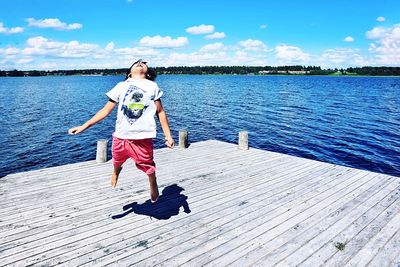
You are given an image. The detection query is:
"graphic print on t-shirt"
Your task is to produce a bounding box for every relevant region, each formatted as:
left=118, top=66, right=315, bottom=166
left=121, top=85, right=149, bottom=125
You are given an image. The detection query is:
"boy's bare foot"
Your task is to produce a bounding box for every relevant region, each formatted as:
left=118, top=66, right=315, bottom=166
left=111, top=166, right=122, bottom=188
left=148, top=172, right=159, bottom=202
left=111, top=172, right=119, bottom=188
left=150, top=182, right=160, bottom=203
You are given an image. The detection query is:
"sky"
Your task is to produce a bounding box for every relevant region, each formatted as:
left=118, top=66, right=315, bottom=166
left=0, top=0, right=399, bottom=70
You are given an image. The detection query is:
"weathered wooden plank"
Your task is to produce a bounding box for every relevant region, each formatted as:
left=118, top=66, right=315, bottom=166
left=356, top=211, right=400, bottom=267
left=0, top=144, right=256, bottom=239
left=1, top=140, right=399, bottom=267
left=159, top=170, right=379, bottom=266
left=3, top=157, right=318, bottom=266
left=301, top=178, right=400, bottom=266
left=0, top=151, right=286, bottom=249
left=272, top=177, right=400, bottom=266
left=3, top=140, right=218, bottom=179
left=393, top=250, right=400, bottom=267
left=0, top=147, right=266, bottom=222
left=1, top=141, right=239, bottom=196
left=0, top=149, right=277, bottom=235
left=67, top=161, right=328, bottom=266
left=81, top=163, right=346, bottom=266
left=3, top=146, right=261, bottom=199
left=3, top=160, right=99, bottom=180
left=61, top=162, right=328, bottom=266
left=345, top=206, right=400, bottom=266
left=1, top=141, right=238, bottom=191
left=0, top=151, right=304, bottom=266
left=250, top=174, right=396, bottom=267
left=2, top=149, right=262, bottom=206
left=2, top=140, right=231, bottom=180
left=0, top=144, right=264, bottom=216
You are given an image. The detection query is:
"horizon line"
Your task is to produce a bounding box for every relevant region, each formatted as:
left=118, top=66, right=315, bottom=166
left=2, top=65, right=399, bottom=72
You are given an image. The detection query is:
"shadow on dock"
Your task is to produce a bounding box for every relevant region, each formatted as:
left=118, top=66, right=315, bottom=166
left=112, top=184, right=191, bottom=220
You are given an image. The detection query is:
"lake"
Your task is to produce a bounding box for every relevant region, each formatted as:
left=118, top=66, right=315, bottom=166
left=0, top=75, right=399, bottom=178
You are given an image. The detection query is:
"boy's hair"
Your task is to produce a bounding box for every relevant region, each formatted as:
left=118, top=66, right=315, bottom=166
left=125, top=59, right=157, bottom=81
left=146, top=68, right=157, bottom=81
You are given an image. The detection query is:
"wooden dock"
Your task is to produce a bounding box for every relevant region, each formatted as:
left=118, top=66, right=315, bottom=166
left=1, top=140, right=400, bottom=266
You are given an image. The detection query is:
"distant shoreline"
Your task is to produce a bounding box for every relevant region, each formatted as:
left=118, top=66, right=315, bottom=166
left=1, top=66, right=400, bottom=77
left=1, top=73, right=400, bottom=78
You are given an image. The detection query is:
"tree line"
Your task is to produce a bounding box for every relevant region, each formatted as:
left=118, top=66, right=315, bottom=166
left=0, top=66, right=399, bottom=77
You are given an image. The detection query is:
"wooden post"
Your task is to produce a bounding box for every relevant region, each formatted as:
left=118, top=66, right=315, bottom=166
left=238, top=131, right=249, bottom=150
left=96, top=139, right=108, bottom=163
left=179, top=129, right=188, bottom=149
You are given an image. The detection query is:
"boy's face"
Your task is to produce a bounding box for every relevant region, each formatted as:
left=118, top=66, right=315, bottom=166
left=131, top=61, right=148, bottom=75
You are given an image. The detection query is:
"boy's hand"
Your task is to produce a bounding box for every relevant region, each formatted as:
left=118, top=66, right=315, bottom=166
left=165, top=137, right=174, bottom=148
left=68, top=125, right=86, bottom=135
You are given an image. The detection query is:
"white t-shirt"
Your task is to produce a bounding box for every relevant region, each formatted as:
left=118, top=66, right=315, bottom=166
left=106, top=78, right=163, bottom=139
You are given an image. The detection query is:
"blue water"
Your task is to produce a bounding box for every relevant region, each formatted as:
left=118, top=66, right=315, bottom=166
left=0, top=75, right=399, bottom=178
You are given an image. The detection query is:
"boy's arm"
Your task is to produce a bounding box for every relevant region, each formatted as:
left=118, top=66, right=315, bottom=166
left=68, top=100, right=117, bottom=135
left=155, top=99, right=174, bottom=148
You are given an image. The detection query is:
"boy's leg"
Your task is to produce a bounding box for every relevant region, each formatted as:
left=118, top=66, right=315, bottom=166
left=111, top=135, right=129, bottom=188
left=148, top=172, right=159, bottom=202
left=111, top=166, right=122, bottom=188
left=126, top=138, right=158, bottom=201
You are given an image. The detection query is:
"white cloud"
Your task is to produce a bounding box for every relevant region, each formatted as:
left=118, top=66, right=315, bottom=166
left=33, top=62, right=61, bottom=69
left=0, top=34, right=168, bottom=70
left=105, top=42, right=115, bottom=51
left=17, top=58, right=33, bottom=64
left=165, top=51, right=228, bottom=66
left=319, top=48, right=368, bottom=67
left=11, top=21, right=400, bottom=69
left=200, top=42, right=224, bottom=52
left=22, top=36, right=98, bottom=58
left=26, top=18, right=82, bottom=30
left=231, top=49, right=268, bottom=66
left=26, top=36, right=47, bottom=47
left=5, top=47, right=20, bottom=55
left=238, top=39, right=268, bottom=51
left=161, top=44, right=268, bottom=66
left=0, top=36, right=270, bottom=69
left=8, top=27, right=24, bottom=34
left=235, top=53, right=268, bottom=66
left=343, top=36, right=354, bottom=42
left=139, top=35, right=188, bottom=48
left=366, top=26, right=388, bottom=39
left=0, top=22, right=24, bottom=34
left=367, top=24, right=400, bottom=65
left=205, top=32, right=226, bottom=39
left=376, top=16, right=386, bottom=22
left=186, top=24, right=215, bottom=35
left=235, top=50, right=247, bottom=57
left=114, top=47, right=160, bottom=56
left=260, top=25, right=267, bottom=29
left=275, top=44, right=310, bottom=64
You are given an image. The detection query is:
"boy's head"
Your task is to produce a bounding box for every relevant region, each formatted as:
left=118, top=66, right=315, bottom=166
left=125, top=59, right=157, bottom=81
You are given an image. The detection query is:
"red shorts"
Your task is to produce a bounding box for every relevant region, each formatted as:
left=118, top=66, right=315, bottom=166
left=111, top=135, right=156, bottom=174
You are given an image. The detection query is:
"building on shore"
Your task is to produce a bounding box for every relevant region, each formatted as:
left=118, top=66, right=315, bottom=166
left=259, top=70, right=309, bottom=75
